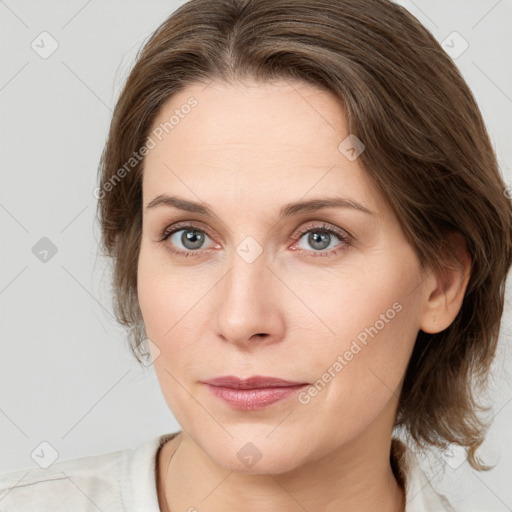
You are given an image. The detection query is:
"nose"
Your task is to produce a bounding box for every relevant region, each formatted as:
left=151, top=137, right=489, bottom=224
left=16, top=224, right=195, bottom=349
left=214, top=247, right=286, bottom=349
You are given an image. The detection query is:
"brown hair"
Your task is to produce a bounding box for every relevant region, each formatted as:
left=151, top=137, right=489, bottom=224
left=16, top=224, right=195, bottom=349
left=96, top=0, right=512, bottom=471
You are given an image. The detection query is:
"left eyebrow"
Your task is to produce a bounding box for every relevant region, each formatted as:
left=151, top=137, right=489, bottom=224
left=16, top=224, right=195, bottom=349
left=145, top=194, right=375, bottom=218
left=279, top=197, right=375, bottom=217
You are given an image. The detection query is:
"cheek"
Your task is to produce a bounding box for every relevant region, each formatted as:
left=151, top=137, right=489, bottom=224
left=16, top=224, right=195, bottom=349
left=137, top=246, right=200, bottom=422
left=137, top=242, right=209, bottom=373
left=301, top=257, right=422, bottom=426
left=137, top=241, right=196, bottom=338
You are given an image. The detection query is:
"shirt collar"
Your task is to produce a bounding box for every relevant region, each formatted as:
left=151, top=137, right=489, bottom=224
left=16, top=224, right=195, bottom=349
left=391, top=437, right=455, bottom=511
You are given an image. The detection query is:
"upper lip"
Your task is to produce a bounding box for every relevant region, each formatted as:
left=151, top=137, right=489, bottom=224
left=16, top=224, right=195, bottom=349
left=202, top=375, right=308, bottom=389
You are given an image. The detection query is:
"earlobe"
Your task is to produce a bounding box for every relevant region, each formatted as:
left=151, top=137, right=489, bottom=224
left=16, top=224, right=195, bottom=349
left=419, top=233, right=472, bottom=334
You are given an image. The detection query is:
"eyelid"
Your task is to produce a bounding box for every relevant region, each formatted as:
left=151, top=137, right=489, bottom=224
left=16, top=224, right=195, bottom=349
left=292, top=221, right=353, bottom=243
left=160, top=220, right=216, bottom=241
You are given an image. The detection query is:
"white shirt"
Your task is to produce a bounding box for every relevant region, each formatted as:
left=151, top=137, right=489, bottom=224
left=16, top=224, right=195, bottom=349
left=0, top=432, right=455, bottom=511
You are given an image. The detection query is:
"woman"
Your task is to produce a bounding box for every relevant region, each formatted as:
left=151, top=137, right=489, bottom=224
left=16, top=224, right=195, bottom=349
left=1, top=0, right=511, bottom=510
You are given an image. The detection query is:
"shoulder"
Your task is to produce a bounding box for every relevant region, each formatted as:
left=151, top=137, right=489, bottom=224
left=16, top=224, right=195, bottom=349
left=0, top=446, right=126, bottom=512
left=0, top=433, right=177, bottom=512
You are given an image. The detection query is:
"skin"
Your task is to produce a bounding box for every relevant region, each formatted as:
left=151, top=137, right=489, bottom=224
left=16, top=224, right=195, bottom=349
left=137, top=78, right=471, bottom=512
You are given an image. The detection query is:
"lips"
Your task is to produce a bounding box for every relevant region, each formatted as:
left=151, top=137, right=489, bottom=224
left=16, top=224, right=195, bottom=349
left=202, top=375, right=308, bottom=389
left=202, top=375, right=309, bottom=410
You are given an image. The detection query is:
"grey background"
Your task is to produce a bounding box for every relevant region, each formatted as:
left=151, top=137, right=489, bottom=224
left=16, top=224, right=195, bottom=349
left=1, top=1, right=511, bottom=510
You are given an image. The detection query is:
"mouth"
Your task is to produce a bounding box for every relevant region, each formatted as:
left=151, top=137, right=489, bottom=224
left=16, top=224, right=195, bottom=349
left=201, top=375, right=309, bottom=410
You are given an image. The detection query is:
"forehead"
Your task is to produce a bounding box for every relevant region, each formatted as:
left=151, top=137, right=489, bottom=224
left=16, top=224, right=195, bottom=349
left=141, top=79, right=387, bottom=218
left=146, top=79, right=346, bottom=158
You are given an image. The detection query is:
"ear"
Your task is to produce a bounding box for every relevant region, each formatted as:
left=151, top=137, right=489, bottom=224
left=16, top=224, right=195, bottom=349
left=419, top=232, right=472, bottom=334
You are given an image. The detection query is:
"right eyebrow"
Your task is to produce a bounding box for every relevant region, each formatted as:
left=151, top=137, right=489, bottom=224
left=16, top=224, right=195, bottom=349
left=146, top=194, right=215, bottom=217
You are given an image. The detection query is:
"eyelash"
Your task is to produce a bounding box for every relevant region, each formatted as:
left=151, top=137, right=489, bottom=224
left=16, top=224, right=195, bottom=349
left=158, top=221, right=352, bottom=259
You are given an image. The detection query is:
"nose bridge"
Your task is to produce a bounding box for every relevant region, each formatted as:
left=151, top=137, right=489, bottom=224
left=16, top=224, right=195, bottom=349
left=214, top=240, right=282, bottom=344
left=222, top=244, right=271, bottom=318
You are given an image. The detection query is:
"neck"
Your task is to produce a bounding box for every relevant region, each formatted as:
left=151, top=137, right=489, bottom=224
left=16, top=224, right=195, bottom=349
left=157, top=429, right=405, bottom=512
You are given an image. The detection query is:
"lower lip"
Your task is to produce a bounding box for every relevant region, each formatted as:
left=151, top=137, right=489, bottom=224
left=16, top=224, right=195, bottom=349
left=204, top=383, right=308, bottom=410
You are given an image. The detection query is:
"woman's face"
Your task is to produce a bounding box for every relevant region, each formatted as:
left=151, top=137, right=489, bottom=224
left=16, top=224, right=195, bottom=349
left=138, top=78, right=431, bottom=473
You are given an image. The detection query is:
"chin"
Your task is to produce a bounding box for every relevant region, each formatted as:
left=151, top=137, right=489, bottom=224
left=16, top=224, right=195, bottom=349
left=194, top=428, right=313, bottom=475
left=216, top=448, right=305, bottom=475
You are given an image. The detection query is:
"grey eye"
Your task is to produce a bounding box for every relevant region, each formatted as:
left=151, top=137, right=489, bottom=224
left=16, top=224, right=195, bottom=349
left=171, top=228, right=209, bottom=250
